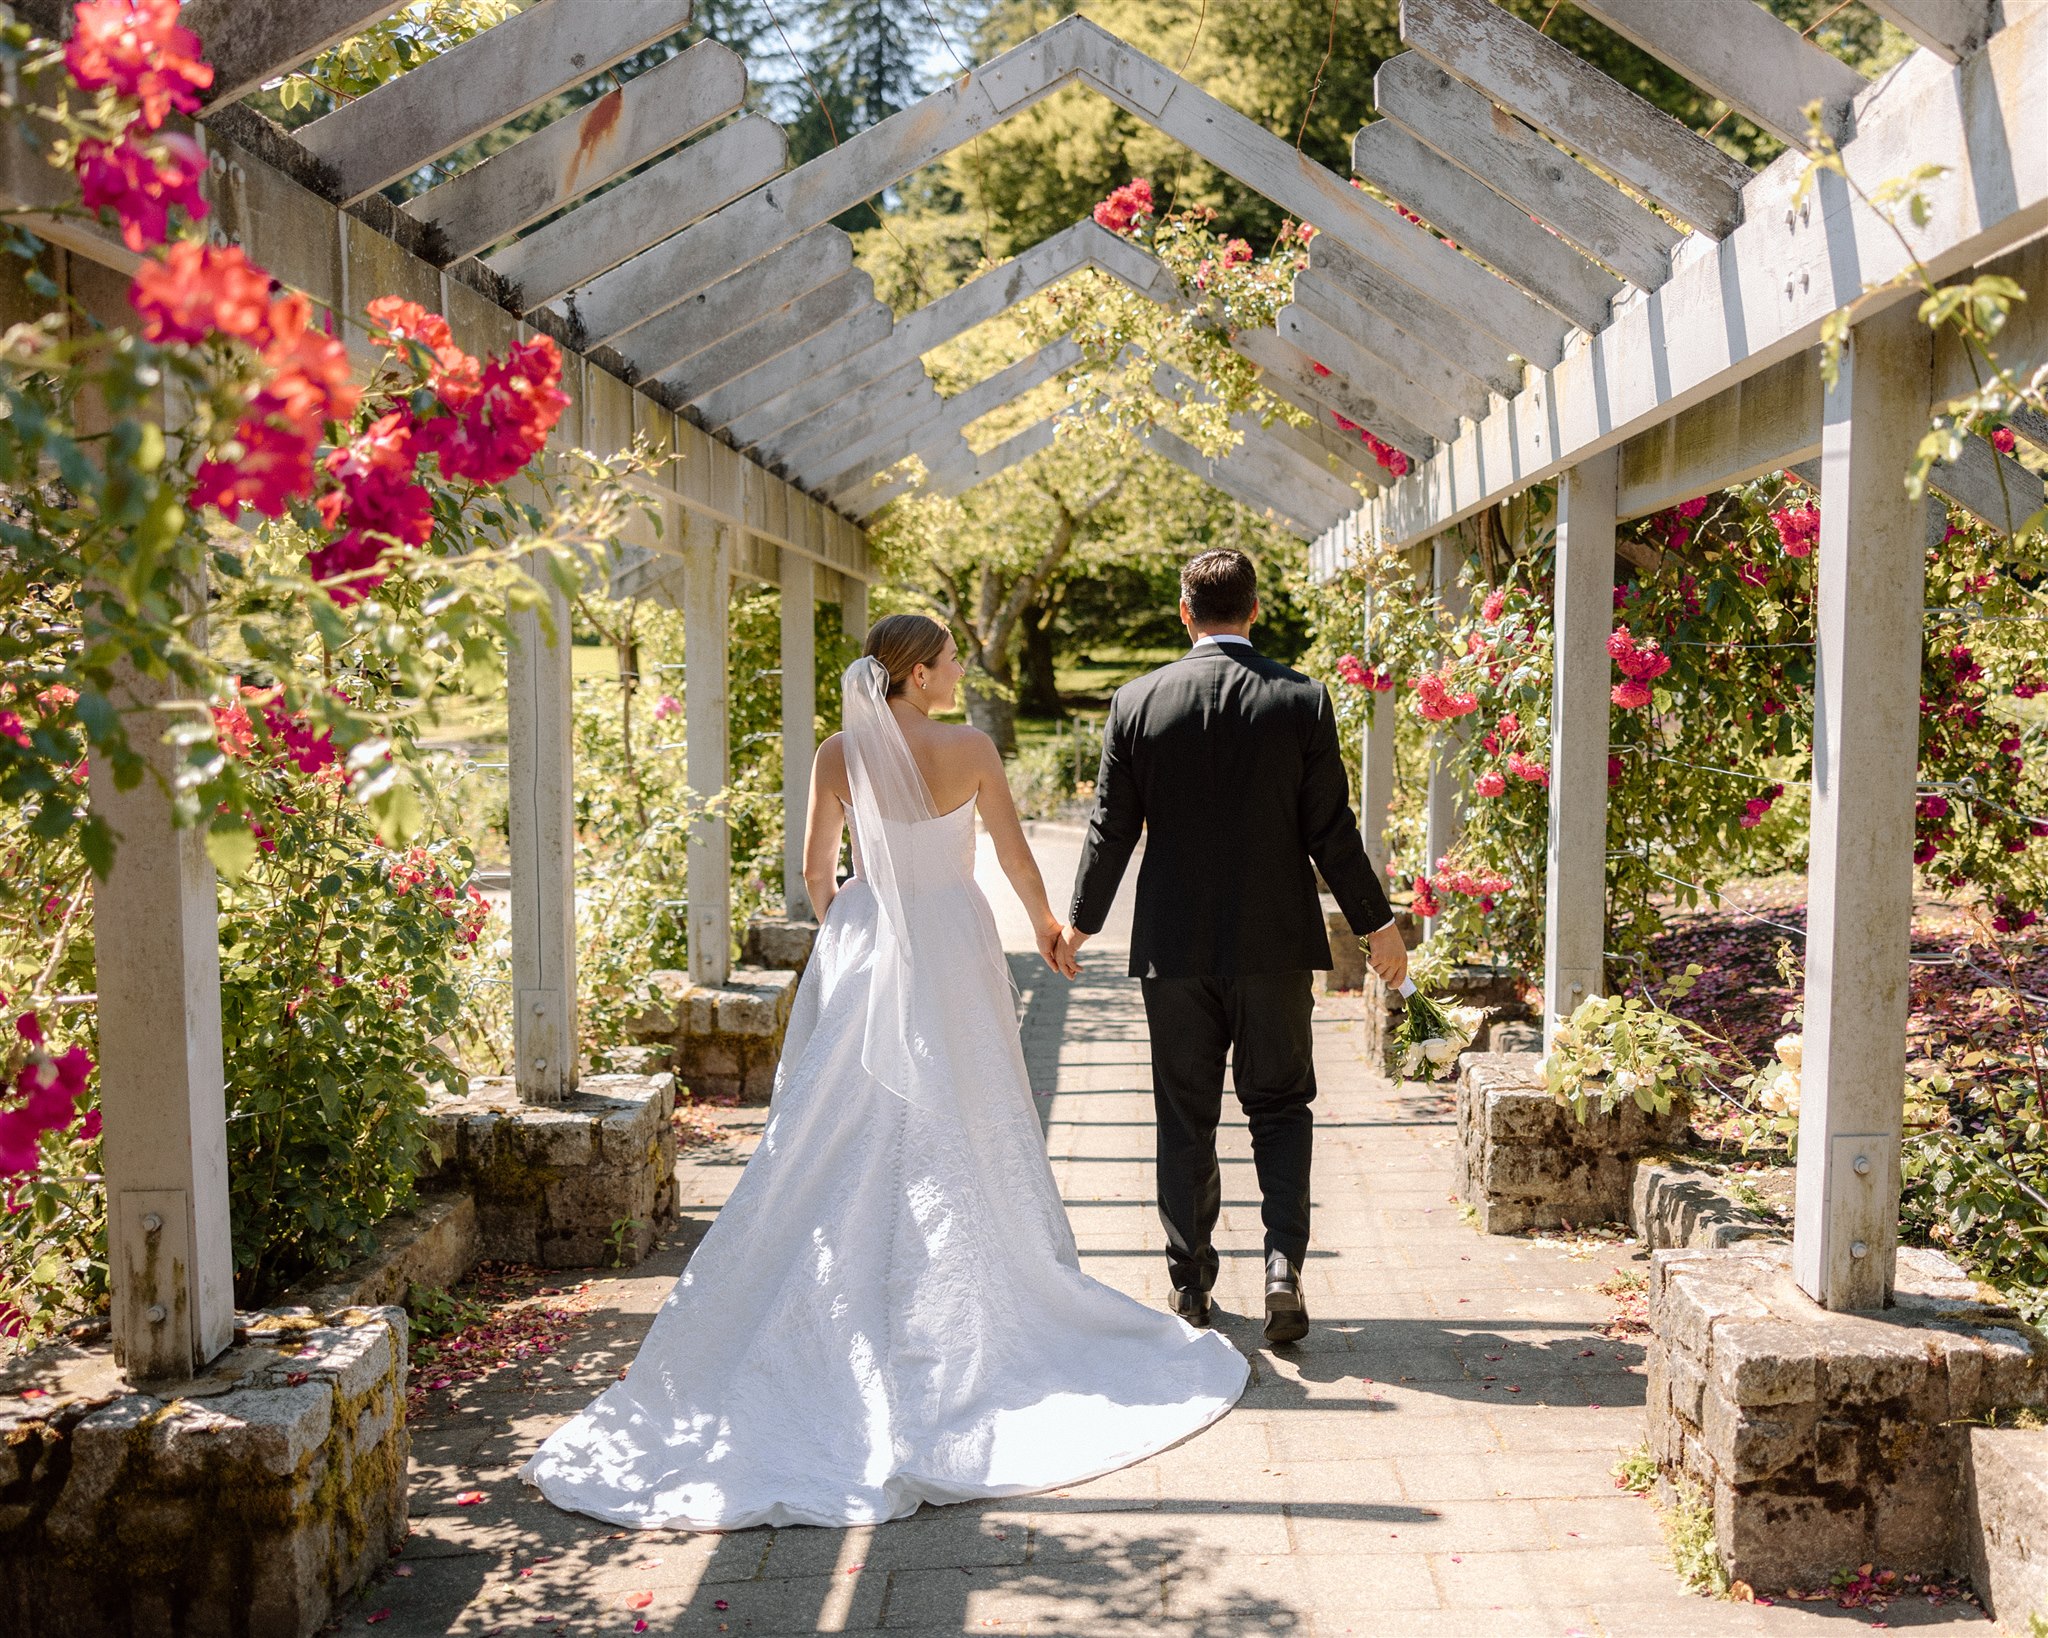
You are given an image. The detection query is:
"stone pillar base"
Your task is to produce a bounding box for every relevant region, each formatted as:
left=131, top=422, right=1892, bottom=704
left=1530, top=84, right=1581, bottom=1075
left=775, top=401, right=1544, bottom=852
left=1648, top=1244, right=2048, bottom=1591
left=1965, top=1426, right=2048, bottom=1627
left=1455, top=1051, right=1685, bottom=1233
left=0, top=1306, right=407, bottom=1638
left=426, top=1072, right=676, bottom=1266
left=627, top=967, right=797, bottom=1104
left=742, top=916, right=818, bottom=977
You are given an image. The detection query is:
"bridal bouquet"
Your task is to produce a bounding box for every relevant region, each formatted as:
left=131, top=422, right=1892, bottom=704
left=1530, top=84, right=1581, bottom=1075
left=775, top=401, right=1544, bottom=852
left=1386, top=977, right=1472, bottom=1082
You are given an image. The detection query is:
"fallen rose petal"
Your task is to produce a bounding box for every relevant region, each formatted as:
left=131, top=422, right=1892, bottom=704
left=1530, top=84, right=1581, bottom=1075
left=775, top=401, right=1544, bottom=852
left=392, top=1565, right=413, bottom=1578
left=714, top=1599, right=729, bottom=1611
left=627, top=1592, right=653, bottom=1609
left=454, top=1491, right=486, bottom=1506
left=367, top=1614, right=391, bottom=1626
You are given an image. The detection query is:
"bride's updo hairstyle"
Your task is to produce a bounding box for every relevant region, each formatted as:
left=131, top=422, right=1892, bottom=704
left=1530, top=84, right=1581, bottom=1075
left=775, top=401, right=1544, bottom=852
left=863, top=613, right=949, bottom=699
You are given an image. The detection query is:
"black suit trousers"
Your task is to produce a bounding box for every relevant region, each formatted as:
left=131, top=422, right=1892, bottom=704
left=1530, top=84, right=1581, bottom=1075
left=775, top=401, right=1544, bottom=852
left=1139, top=970, right=1316, bottom=1293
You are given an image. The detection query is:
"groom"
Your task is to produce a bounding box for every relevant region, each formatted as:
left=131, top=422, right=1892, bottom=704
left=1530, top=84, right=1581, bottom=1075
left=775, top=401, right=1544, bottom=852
left=1058, top=549, right=1408, bottom=1344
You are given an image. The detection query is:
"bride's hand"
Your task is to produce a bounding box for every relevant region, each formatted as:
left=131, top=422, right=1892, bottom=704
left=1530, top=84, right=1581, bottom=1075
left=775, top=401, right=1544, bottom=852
left=1035, top=918, right=1071, bottom=978
left=1055, top=924, right=1088, bottom=979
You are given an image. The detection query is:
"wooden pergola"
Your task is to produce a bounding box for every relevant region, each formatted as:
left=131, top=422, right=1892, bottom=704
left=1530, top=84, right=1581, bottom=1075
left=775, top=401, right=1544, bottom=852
left=6, top=0, right=2046, bottom=1388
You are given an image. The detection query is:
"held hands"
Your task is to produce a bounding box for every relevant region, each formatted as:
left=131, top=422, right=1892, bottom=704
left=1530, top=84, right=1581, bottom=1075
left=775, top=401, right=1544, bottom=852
left=1034, top=920, right=1087, bottom=979
left=1366, top=923, right=1409, bottom=989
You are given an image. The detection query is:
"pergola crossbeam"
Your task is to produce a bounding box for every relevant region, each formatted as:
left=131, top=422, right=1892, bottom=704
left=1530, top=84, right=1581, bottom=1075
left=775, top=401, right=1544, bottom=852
left=1570, top=0, right=1868, bottom=148
left=1372, top=54, right=1681, bottom=292
left=1403, top=0, right=1751, bottom=237
left=487, top=115, right=788, bottom=312
left=755, top=361, right=933, bottom=470
left=1234, top=328, right=1437, bottom=464
left=1860, top=0, right=1998, bottom=63
left=652, top=268, right=875, bottom=405
left=292, top=0, right=694, bottom=205
left=1141, top=428, right=1328, bottom=538
left=1351, top=121, right=1623, bottom=332
left=185, top=0, right=406, bottom=106
left=402, top=40, right=746, bottom=261
left=615, top=226, right=854, bottom=380
left=1305, top=236, right=1526, bottom=398
left=691, top=302, right=899, bottom=434
left=929, top=418, right=1064, bottom=498
left=1274, top=305, right=1463, bottom=443
left=1290, top=270, right=1492, bottom=423
left=1149, top=364, right=1368, bottom=518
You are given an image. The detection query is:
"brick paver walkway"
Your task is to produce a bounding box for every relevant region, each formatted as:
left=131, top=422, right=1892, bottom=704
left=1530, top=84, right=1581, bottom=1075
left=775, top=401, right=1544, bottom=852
left=357, top=827, right=1985, bottom=1635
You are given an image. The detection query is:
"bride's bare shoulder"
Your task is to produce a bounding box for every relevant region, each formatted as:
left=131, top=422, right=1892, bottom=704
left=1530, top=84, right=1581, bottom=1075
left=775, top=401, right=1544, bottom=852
left=813, top=733, right=850, bottom=792
left=936, top=721, right=1002, bottom=765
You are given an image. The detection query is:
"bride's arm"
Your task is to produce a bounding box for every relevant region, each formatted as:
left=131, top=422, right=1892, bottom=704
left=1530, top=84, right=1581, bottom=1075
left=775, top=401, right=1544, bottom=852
left=972, top=735, right=1071, bottom=976
left=800, top=736, right=849, bottom=921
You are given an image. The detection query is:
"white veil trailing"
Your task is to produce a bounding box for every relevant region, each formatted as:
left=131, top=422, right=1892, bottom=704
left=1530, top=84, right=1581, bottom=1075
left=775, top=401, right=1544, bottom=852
left=840, top=655, right=946, bottom=1110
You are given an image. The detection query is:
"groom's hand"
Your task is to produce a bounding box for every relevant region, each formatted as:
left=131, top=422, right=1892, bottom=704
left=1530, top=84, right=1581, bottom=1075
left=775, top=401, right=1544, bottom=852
left=1056, top=923, right=1090, bottom=979
left=1366, top=923, right=1409, bottom=988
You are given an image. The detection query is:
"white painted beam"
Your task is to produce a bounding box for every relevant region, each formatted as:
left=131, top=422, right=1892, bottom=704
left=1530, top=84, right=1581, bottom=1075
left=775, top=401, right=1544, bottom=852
left=692, top=301, right=898, bottom=435
left=1360, top=551, right=1400, bottom=881
left=654, top=268, right=874, bottom=404
left=1352, top=121, right=1622, bottom=332
left=1235, top=327, right=1438, bottom=463
left=807, top=382, right=952, bottom=495
left=684, top=522, right=733, bottom=986
left=1360, top=4, right=2048, bottom=553
left=1153, top=363, right=1375, bottom=503
left=1794, top=303, right=1930, bottom=1312
left=1929, top=433, right=2048, bottom=535
left=89, top=633, right=237, bottom=1380
left=931, top=417, right=1064, bottom=497
left=1291, top=270, right=1492, bottom=423
left=488, top=115, right=788, bottom=312
left=1571, top=0, right=1867, bottom=148
left=402, top=40, right=745, bottom=261
left=1306, top=235, right=1526, bottom=397
left=185, top=0, right=405, bottom=106
left=613, top=226, right=853, bottom=375
left=507, top=553, right=579, bottom=1105
left=1403, top=0, right=1752, bottom=237
left=1141, top=427, right=1331, bottom=538
left=756, top=361, right=933, bottom=469
left=1374, top=53, right=1681, bottom=292
left=293, top=0, right=694, bottom=205
left=1860, top=0, right=1998, bottom=63
left=1543, top=452, right=1617, bottom=1050
left=1275, top=303, right=1465, bottom=442
left=780, top=549, right=816, bottom=917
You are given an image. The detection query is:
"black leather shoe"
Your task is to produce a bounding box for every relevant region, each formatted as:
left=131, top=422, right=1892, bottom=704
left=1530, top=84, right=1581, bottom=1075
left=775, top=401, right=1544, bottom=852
left=1170, top=1288, right=1213, bottom=1328
left=1263, top=1251, right=1308, bottom=1345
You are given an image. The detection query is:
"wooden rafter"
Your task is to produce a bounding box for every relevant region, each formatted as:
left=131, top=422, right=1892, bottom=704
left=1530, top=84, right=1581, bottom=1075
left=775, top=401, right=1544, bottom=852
left=613, top=225, right=854, bottom=380
left=184, top=0, right=406, bottom=106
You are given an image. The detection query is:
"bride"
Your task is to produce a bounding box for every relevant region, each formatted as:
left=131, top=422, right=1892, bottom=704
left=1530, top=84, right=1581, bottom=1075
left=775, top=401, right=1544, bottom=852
left=521, top=613, right=1247, bottom=1530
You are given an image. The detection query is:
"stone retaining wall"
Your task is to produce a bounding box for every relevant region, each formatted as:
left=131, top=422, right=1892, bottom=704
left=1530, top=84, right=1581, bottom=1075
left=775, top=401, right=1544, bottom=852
left=1453, top=1051, right=1686, bottom=1233
left=282, top=1189, right=480, bottom=1312
left=1647, top=1244, right=2048, bottom=1589
left=627, top=967, right=797, bottom=1103
left=0, top=1307, right=408, bottom=1637
left=426, top=1072, right=676, bottom=1266
left=1965, top=1425, right=2048, bottom=1630
left=1632, top=1157, right=1791, bottom=1252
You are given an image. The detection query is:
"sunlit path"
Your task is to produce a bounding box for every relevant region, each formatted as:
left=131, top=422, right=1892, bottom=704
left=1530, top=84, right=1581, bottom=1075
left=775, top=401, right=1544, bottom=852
left=347, top=828, right=1986, bottom=1635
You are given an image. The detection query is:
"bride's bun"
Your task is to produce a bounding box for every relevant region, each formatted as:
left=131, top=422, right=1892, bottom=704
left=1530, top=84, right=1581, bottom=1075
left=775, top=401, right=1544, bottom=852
left=863, top=613, right=949, bottom=699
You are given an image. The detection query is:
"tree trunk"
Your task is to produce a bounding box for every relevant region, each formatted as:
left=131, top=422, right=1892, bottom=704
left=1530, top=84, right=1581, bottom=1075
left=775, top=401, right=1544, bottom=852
left=963, top=671, right=1017, bottom=754
left=1017, top=602, right=1063, bottom=718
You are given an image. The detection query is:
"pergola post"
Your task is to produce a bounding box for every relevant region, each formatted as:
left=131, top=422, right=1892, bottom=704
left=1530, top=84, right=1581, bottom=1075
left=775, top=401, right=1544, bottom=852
left=685, top=522, right=734, bottom=986
left=1793, top=303, right=1932, bottom=1312
left=1424, top=533, right=1470, bottom=934
left=1544, top=452, right=1619, bottom=1049
left=506, top=553, right=578, bottom=1104
left=1361, top=571, right=1398, bottom=882
left=842, top=572, right=869, bottom=643
left=780, top=549, right=816, bottom=918
left=89, top=641, right=237, bottom=1381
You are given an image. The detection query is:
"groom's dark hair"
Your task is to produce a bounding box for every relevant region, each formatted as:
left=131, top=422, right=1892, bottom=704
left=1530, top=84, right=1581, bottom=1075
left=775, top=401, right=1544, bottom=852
left=1181, top=549, right=1257, bottom=627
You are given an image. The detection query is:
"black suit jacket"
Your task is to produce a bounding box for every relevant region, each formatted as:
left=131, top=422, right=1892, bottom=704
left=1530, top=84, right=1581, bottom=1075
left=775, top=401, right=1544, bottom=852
left=1070, top=642, right=1394, bottom=979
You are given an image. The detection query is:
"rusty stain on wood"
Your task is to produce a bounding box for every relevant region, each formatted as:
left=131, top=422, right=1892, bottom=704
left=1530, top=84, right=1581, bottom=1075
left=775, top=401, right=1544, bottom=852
left=565, top=87, right=626, bottom=197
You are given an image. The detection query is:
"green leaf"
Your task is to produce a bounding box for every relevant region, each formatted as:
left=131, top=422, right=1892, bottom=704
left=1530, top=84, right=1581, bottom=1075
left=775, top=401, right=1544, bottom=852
left=205, top=819, right=261, bottom=883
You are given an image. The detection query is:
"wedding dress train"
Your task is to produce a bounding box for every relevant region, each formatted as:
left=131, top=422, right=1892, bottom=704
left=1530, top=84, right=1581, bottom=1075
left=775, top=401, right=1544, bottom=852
left=520, top=661, right=1247, bottom=1531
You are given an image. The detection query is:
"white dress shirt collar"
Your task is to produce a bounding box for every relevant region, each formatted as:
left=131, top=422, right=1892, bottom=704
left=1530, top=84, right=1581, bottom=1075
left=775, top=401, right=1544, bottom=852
left=1190, top=633, right=1254, bottom=650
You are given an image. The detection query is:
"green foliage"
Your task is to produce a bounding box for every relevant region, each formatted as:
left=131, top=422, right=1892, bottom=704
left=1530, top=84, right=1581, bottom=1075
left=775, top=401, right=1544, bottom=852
left=1664, top=1478, right=1731, bottom=1597
left=407, top=1280, right=488, bottom=1345
left=265, top=2, right=518, bottom=121
left=215, top=758, right=484, bottom=1304
left=1545, top=979, right=1723, bottom=1124
left=1008, top=717, right=1103, bottom=819
left=1612, top=1443, right=1657, bottom=1496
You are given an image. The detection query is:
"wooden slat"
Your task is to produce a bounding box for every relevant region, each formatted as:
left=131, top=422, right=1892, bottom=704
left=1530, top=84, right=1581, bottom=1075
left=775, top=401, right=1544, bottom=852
left=1373, top=53, right=1680, bottom=292
left=1260, top=312, right=1461, bottom=444
left=1292, top=269, right=1493, bottom=423
left=490, top=115, right=787, bottom=312
left=1141, top=428, right=1327, bottom=538
left=654, top=269, right=874, bottom=404
left=1403, top=0, right=1751, bottom=237
left=613, top=226, right=853, bottom=374
left=930, top=417, right=1062, bottom=497
left=185, top=0, right=405, bottom=106
left=1306, top=236, right=1525, bottom=396
left=1353, top=1, right=2048, bottom=554
left=1352, top=121, right=1621, bottom=332
left=1571, top=0, right=1866, bottom=148
left=755, top=361, right=933, bottom=468
left=1928, top=434, right=2048, bottom=534
left=570, top=15, right=1570, bottom=370
left=294, top=0, right=694, bottom=204
left=692, top=302, right=898, bottom=434
left=402, top=40, right=745, bottom=260
left=1859, top=0, right=1997, bottom=63
left=804, top=339, right=1084, bottom=486
left=1244, top=339, right=1434, bottom=475
left=813, top=389, right=956, bottom=497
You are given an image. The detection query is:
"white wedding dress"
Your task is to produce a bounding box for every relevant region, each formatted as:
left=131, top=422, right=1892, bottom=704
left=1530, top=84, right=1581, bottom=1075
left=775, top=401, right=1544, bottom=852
left=520, top=658, right=1246, bottom=1531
